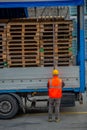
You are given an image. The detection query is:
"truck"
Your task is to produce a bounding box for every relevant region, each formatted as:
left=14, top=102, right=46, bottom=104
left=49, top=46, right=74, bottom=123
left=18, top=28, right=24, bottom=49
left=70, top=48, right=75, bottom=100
left=0, top=0, right=85, bottom=119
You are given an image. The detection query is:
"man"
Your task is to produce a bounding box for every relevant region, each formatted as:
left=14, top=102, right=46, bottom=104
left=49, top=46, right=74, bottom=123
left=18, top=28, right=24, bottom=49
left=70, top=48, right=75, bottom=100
left=47, top=69, right=65, bottom=122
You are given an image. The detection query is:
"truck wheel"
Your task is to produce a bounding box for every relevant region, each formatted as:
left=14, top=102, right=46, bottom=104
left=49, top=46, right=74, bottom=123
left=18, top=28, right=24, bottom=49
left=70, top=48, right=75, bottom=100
left=0, top=94, right=19, bottom=119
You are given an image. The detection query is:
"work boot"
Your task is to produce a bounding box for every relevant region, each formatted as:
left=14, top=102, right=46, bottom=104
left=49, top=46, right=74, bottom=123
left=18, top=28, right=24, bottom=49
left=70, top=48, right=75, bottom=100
left=55, top=118, right=60, bottom=122
left=48, top=118, right=53, bottom=122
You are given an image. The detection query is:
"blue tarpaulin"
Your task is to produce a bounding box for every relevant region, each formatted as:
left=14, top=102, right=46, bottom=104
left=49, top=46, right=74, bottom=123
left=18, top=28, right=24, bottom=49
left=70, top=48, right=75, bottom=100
left=0, top=0, right=84, bottom=8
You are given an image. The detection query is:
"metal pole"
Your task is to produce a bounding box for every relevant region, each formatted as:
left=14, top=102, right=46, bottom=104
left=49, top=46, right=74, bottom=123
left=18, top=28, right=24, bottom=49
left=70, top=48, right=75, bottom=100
left=34, top=7, right=37, bottom=17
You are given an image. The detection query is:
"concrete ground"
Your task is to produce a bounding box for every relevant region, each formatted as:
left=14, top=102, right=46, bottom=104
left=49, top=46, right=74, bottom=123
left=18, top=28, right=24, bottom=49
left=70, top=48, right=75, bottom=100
left=0, top=92, right=87, bottom=130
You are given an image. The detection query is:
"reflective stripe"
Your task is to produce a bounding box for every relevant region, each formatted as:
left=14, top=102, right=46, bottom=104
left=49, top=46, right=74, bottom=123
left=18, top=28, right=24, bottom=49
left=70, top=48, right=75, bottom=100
left=50, top=86, right=61, bottom=88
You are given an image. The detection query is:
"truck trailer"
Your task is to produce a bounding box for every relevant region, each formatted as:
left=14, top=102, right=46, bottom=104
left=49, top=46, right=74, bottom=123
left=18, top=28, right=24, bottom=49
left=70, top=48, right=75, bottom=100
left=0, top=0, right=85, bottom=119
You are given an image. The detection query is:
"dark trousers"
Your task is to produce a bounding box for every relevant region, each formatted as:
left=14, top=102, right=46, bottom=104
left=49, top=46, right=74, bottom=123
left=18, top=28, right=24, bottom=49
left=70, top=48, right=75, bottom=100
left=48, top=98, right=61, bottom=119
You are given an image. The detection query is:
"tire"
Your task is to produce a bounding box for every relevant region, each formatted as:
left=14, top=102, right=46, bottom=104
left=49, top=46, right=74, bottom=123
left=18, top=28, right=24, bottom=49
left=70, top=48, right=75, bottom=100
left=0, top=94, right=19, bottom=119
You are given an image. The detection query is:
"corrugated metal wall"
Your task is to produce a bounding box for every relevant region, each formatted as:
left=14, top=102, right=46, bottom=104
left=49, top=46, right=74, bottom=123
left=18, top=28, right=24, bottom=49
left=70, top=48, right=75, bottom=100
left=69, top=6, right=77, bottom=16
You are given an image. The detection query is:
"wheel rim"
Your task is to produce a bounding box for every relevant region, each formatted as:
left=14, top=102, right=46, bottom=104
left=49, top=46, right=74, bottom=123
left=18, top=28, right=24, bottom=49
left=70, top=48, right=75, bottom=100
left=0, top=101, right=12, bottom=113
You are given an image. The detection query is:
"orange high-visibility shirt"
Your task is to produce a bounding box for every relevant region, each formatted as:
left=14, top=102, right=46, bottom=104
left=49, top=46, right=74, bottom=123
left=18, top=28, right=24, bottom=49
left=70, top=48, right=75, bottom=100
left=48, top=76, right=62, bottom=98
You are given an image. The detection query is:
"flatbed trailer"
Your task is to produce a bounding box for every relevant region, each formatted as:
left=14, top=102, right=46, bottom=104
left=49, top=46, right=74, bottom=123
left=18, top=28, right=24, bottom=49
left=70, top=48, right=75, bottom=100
left=0, top=0, right=85, bottom=119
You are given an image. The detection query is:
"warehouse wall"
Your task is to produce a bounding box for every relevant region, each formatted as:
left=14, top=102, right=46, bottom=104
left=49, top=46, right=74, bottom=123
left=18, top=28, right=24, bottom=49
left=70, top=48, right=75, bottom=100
left=28, top=7, right=69, bottom=19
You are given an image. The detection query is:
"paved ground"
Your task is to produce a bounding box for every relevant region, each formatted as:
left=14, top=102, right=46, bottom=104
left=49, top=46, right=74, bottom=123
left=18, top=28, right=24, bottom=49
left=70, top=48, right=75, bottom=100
left=0, top=113, right=87, bottom=130
left=0, top=92, right=87, bottom=130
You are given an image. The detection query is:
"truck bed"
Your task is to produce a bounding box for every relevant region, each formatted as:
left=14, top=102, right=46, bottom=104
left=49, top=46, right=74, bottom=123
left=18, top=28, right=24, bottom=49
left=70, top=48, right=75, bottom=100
left=0, top=66, right=80, bottom=92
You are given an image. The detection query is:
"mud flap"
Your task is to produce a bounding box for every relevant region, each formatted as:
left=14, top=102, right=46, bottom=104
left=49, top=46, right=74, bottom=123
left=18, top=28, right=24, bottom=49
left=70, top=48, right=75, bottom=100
left=61, top=93, right=75, bottom=107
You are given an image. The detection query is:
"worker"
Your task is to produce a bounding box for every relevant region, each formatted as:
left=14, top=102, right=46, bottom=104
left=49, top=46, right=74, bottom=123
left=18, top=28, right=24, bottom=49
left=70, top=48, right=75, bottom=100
left=47, top=69, right=65, bottom=122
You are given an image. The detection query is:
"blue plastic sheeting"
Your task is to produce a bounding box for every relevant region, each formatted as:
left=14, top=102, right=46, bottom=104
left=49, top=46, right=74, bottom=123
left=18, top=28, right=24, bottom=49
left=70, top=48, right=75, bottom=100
left=0, top=0, right=84, bottom=8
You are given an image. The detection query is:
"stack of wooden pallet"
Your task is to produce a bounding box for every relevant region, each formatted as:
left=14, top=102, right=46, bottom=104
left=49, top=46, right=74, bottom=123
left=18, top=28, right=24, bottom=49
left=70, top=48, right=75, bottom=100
left=7, top=19, right=40, bottom=67
left=0, top=22, right=7, bottom=68
left=39, top=22, right=54, bottom=66
left=54, top=20, right=73, bottom=66
left=0, top=17, right=73, bottom=67
left=39, top=17, right=73, bottom=67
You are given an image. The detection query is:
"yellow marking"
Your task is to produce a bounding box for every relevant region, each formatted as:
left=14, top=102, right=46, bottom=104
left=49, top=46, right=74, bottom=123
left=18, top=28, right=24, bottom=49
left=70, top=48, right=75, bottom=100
left=22, top=111, right=87, bottom=117
left=61, top=112, right=87, bottom=115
